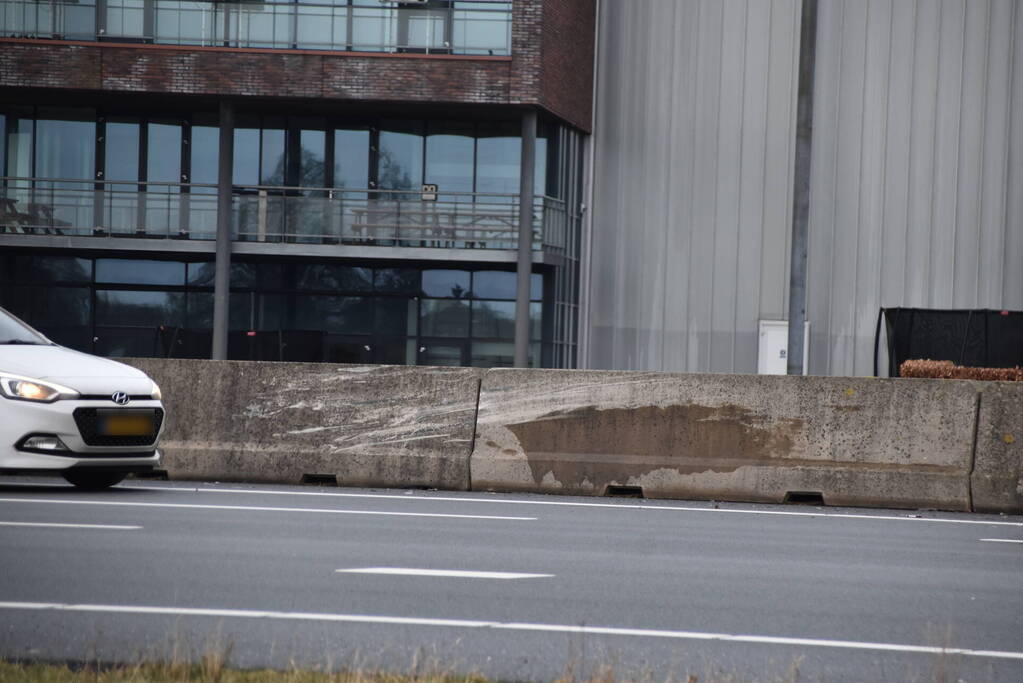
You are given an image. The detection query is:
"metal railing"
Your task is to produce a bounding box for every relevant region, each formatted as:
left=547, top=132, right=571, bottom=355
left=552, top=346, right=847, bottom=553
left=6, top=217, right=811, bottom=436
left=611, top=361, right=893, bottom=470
left=0, top=0, right=512, bottom=55
left=0, top=177, right=567, bottom=251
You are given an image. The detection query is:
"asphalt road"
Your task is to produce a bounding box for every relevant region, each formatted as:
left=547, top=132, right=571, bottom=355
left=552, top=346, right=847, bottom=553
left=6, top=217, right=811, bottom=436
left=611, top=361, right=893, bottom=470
left=0, top=477, right=1021, bottom=682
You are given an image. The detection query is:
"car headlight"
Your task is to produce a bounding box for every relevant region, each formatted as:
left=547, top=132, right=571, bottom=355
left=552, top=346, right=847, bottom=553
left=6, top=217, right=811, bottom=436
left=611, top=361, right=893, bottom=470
left=150, top=381, right=162, bottom=401
left=0, top=374, right=80, bottom=403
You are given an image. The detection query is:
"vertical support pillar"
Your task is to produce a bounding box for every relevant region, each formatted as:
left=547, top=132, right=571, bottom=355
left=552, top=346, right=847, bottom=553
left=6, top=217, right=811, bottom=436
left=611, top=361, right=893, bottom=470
left=515, top=109, right=538, bottom=368
left=786, top=0, right=818, bottom=375
left=212, top=99, right=235, bottom=360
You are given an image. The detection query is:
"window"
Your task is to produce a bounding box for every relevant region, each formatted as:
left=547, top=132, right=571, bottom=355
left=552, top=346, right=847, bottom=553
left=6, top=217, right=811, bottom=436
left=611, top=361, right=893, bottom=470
left=426, top=122, right=474, bottom=196
left=378, top=121, right=424, bottom=193
left=2, top=254, right=551, bottom=367
left=472, top=271, right=543, bottom=300
left=96, top=258, right=185, bottom=286
left=421, top=269, right=470, bottom=298
left=396, top=0, right=453, bottom=53
left=420, top=299, right=470, bottom=337
left=334, top=128, right=370, bottom=191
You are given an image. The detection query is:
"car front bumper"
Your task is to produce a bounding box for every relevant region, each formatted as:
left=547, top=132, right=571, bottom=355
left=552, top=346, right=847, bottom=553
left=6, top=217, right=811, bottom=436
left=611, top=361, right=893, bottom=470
left=0, top=397, right=164, bottom=472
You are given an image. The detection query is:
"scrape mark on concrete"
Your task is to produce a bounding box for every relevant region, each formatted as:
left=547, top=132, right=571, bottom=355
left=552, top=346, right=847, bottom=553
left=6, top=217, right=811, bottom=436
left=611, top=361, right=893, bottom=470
left=506, top=404, right=804, bottom=488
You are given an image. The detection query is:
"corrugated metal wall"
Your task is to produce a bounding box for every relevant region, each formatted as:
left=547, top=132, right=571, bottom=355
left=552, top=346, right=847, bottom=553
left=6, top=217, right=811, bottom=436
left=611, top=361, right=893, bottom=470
left=808, top=0, right=1023, bottom=376
left=585, top=0, right=1023, bottom=376
left=586, top=0, right=801, bottom=372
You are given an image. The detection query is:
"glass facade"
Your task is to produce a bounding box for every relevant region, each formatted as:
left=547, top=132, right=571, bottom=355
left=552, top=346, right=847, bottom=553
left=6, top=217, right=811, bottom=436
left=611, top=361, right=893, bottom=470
left=1, top=251, right=546, bottom=367
left=1, top=106, right=565, bottom=249
left=0, top=0, right=512, bottom=55
left=3, top=108, right=555, bottom=198
left=0, top=107, right=582, bottom=367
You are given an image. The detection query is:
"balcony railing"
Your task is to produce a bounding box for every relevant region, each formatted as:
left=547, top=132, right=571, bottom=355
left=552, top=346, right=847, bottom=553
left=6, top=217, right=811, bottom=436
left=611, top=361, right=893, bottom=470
left=0, top=0, right=512, bottom=55
left=0, top=178, right=568, bottom=251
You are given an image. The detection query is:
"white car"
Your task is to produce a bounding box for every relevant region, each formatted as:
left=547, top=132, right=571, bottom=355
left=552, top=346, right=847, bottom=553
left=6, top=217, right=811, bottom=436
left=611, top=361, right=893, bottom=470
left=0, top=306, right=164, bottom=489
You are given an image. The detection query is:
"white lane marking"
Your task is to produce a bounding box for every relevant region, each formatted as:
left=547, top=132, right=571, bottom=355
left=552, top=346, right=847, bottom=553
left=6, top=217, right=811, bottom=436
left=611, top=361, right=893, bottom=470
left=336, top=568, right=553, bottom=580
left=0, top=498, right=533, bottom=522
left=121, top=484, right=1023, bottom=528
left=980, top=538, right=1023, bottom=544
left=0, top=521, right=141, bottom=530
left=1, top=601, right=1021, bottom=662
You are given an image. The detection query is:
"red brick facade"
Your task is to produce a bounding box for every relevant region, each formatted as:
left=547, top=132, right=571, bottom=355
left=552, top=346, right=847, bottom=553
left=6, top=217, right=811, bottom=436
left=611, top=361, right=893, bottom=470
left=0, top=0, right=594, bottom=131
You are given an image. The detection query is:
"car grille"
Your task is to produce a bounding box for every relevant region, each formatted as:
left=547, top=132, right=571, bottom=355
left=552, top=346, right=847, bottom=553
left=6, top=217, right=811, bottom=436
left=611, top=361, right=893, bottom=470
left=73, top=407, right=164, bottom=447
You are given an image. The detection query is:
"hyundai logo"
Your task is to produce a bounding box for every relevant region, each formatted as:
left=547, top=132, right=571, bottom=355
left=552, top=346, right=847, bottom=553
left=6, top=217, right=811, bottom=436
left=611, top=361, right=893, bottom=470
left=111, top=392, right=130, bottom=405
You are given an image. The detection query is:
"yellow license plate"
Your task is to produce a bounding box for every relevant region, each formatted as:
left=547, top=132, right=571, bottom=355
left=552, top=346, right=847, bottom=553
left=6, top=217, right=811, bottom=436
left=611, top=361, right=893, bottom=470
left=99, top=413, right=155, bottom=437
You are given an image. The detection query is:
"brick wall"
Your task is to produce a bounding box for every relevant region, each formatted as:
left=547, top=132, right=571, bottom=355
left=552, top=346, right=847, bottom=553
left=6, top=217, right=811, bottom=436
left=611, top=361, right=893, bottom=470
left=0, top=0, right=595, bottom=131
left=540, top=0, right=595, bottom=131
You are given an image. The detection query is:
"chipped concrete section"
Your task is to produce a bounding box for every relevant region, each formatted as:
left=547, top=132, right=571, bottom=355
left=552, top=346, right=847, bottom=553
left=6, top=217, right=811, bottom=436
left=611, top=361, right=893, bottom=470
left=972, top=382, right=1023, bottom=513
left=471, top=369, right=979, bottom=511
left=122, top=359, right=483, bottom=489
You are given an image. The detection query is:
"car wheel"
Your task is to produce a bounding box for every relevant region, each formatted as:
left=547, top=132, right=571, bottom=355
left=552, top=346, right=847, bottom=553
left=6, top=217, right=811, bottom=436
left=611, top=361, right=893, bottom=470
left=62, top=471, right=127, bottom=490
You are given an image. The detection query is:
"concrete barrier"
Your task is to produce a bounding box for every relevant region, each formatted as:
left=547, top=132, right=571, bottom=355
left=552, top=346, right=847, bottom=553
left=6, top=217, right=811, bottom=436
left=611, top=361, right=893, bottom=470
left=470, top=369, right=979, bottom=511
left=972, top=383, right=1023, bottom=513
left=122, top=359, right=483, bottom=490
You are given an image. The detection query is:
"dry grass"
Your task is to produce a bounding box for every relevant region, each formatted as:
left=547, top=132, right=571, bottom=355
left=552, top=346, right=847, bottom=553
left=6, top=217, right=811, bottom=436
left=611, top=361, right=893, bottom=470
left=0, top=660, right=490, bottom=683
left=0, top=651, right=815, bottom=683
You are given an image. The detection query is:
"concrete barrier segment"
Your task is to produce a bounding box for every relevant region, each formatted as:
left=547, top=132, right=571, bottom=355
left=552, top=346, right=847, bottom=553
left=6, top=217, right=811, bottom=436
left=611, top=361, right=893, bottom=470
left=121, top=359, right=483, bottom=490
left=972, top=382, right=1023, bottom=513
left=470, top=369, right=978, bottom=511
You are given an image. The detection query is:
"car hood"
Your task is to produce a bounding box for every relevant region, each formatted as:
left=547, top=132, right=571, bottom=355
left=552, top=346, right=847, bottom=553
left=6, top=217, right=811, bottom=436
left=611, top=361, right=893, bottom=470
left=0, top=345, right=155, bottom=395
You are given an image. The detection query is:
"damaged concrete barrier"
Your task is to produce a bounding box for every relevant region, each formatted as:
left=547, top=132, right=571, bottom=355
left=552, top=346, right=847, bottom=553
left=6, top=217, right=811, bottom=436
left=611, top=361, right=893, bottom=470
left=470, top=369, right=978, bottom=511
left=972, top=382, right=1023, bottom=513
left=123, top=359, right=483, bottom=489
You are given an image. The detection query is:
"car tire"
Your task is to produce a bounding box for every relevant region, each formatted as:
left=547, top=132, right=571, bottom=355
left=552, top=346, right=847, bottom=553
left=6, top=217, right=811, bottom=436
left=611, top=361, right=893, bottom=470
left=62, top=471, right=127, bottom=490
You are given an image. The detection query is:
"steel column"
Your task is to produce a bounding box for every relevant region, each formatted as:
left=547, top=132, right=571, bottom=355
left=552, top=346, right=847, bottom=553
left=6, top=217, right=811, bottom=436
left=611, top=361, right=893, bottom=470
left=212, top=99, right=234, bottom=360
left=514, top=109, right=538, bottom=368
left=786, top=0, right=818, bottom=375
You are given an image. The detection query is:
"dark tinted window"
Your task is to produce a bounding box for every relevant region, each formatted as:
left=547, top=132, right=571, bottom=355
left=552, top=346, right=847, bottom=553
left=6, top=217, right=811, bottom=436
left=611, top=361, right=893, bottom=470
left=292, top=295, right=373, bottom=334
left=294, top=264, right=373, bottom=292
left=471, top=271, right=542, bottom=301
left=34, top=256, right=92, bottom=283
left=96, top=290, right=185, bottom=327
left=34, top=287, right=91, bottom=326
left=96, top=259, right=185, bottom=286
left=421, top=269, right=470, bottom=298
left=420, top=299, right=469, bottom=337
left=375, top=297, right=417, bottom=335
left=374, top=268, right=420, bottom=293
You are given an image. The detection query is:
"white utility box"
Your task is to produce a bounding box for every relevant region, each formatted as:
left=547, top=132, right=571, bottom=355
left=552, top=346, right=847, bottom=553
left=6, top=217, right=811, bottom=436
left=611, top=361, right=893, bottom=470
left=758, top=320, right=809, bottom=375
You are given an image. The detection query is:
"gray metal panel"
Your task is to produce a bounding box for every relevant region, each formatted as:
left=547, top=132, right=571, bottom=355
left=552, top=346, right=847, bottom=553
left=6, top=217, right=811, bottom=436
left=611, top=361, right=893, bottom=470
left=587, top=0, right=1021, bottom=376
left=806, top=0, right=1023, bottom=376
left=587, top=0, right=800, bottom=373
left=1006, top=0, right=1023, bottom=310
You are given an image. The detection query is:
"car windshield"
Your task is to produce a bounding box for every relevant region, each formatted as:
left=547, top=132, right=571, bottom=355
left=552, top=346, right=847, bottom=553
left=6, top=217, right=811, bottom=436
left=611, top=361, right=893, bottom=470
left=0, top=308, right=50, bottom=345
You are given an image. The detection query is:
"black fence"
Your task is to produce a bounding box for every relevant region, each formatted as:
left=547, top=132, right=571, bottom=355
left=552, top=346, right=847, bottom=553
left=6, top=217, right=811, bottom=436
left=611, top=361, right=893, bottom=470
left=875, top=308, right=1023, bottom=377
